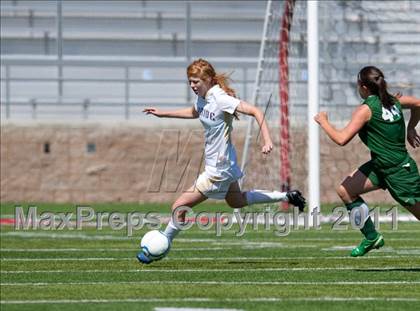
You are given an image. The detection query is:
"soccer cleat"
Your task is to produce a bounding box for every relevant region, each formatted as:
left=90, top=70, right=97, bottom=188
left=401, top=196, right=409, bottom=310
left=350, top=234, right=384, bottom=257
left=286, top=190, right=306, bottom=212
left=136, top=249, right=153, bottom=264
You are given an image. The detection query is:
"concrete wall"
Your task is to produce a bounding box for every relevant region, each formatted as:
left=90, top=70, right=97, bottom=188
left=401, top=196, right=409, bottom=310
left=1, top=123, right=418, bottom=205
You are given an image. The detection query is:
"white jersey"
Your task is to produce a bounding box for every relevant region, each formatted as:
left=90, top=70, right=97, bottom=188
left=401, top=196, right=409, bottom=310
left=194, top=85, right=243, bottom=181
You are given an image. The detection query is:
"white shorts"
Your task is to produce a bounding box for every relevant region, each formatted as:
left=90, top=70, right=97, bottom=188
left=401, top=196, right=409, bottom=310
left=194, top=171, right=242, bottom=200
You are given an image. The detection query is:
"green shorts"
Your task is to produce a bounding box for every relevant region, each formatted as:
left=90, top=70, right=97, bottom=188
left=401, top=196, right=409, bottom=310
left=358, top=156, right=420, bottom=207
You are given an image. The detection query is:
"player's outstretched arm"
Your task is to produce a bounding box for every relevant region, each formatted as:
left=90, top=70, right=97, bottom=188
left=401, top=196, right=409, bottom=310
left=401, top=96, right=420, bottom=148
left=398, top=95, right=420, bottom=109
left=143, top=107, right=199, bottom=119
left=397, top=95, right=420, bottom=148
left=314, top=105, right=371, bottom=146
left=236, top=100, right=273, bottom=154
left=407, top=109, right=420, bottom=148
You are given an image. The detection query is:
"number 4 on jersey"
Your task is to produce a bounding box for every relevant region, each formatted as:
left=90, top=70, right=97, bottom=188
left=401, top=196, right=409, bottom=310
left=381, top=106, right=400, bottom=122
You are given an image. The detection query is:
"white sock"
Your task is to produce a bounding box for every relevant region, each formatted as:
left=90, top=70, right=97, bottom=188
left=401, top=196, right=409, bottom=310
left=245, top=190, right=288, bottom=205
left=163, top=219, right=181, bottom=242
left=352, top=202, right=370, bottom=226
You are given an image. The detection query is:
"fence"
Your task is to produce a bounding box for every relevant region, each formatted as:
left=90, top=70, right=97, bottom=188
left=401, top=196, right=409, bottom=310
left=1, top=56, right=258, bottom=120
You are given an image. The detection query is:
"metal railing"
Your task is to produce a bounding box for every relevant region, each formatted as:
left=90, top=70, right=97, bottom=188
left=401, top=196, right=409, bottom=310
left=0, top=55, right=258, bottom=120
left=2, top=55, right=418, bottom=121
left=2, top=1, right=418, bottom=121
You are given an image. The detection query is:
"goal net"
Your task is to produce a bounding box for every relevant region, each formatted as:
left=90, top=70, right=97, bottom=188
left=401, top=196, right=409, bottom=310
left=240, top=0, right=420, bottom=205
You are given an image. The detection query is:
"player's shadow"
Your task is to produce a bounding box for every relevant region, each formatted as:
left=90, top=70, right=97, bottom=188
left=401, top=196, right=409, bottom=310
left=355, top=268, right=420, bottom=272
left=224, top=264, right=420, bottom=272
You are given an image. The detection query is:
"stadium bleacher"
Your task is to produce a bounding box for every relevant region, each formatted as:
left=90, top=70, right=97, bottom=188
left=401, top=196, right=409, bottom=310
left=1, top=0, right=419, bottom=121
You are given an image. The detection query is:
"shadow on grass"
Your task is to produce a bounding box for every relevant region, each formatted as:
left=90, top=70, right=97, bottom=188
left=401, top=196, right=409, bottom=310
left=227, top=260, right=301, bottom=266
left=356, top=268, right=420, bottom=272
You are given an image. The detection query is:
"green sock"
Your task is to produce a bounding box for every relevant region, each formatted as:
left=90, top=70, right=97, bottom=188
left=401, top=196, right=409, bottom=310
left=360, top=217, right=378, bottom=240
left=345, top=198, right=378, bottom=240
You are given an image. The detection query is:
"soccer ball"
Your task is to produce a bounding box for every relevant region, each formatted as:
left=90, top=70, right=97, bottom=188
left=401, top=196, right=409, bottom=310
left=137, top=230, right=170, bottom=264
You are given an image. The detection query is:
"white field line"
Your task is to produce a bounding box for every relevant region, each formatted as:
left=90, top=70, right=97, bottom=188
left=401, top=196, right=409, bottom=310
left=322, top=247, right=420, bottom=255
left=2, top=266, right=419, bottom=274
left=0, top=248, right=207, bottom=253
left=3, top=245, right=411, bottom=254
left=396, top=249, right=420, bottom=255
left=0, top=231, right=419, bottom=244
left=1, top=297, right=419, bottom=304
left=298, top=230, right=420, bottom=234
left=0, top=232, right=131, bottom=240
left=2, top=209, right=419, bottom=228
left=2, top=280, right=420, bottom=286
left=268, top=236, right=419, bottom=244
left=2, top=231, right=420, bottom=242
left=3, top=211, right=420, bottom=231
left=1, top=255, right=417, bottom=262
left=177, top=230, right=420, bottom=236
left=2, top=214, right=418, bottom=224
left=155, top=308, right=243, bottom=311
left=0, top=244, right=319, bottom=252
left=4, top=245, right=417, bottom=253
left=204, top=238, right=420, bottom=244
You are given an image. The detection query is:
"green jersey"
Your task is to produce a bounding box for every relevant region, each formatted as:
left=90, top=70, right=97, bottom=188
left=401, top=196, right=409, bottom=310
left=359, top=95, right=407, bottom=169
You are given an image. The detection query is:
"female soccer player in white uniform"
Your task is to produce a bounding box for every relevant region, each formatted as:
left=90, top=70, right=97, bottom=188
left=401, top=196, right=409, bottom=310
left=139, top=59, right=305, bottom=263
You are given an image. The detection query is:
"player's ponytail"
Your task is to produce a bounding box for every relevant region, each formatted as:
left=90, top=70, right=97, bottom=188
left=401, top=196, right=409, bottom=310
left=214, top=72, right=239, bottom=119
left=376, top=76, right=394, bottom=110
left=214, top=73, right=236, bottom=98
left=358, top=66, right=395, bottom=109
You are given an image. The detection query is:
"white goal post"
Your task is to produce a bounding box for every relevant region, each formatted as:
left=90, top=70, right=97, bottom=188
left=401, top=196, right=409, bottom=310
left=240, top=0, right=320, bottom=221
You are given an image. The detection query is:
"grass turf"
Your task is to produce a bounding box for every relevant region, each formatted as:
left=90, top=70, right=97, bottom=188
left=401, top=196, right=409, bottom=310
left=1, top=202, right=419, bottom=311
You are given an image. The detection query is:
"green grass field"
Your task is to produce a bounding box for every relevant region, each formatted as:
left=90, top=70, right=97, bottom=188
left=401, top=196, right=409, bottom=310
left=1, top=203, right=419, bottom=311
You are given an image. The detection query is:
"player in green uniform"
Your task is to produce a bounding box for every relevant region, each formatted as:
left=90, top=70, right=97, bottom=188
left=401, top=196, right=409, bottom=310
left=314, top=66, right=420, bottom=257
